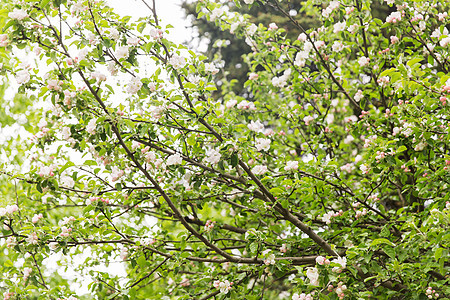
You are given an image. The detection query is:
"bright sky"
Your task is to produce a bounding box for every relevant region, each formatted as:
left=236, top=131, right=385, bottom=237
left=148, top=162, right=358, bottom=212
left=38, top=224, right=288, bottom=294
left=108, top=0, right=193, bottom=45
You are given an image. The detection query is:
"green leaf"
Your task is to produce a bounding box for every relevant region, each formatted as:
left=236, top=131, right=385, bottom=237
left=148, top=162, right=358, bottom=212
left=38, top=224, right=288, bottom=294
left=230, top=153, right=238, bottom=167
left=370, top=238, right=395, bottom=247
left=434, top=247, right=443, bottom=261
left=40, top=0, right=51, bottom=8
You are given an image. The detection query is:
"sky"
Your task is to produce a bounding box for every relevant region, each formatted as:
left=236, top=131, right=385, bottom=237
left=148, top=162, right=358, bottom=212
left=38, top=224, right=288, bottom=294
left=108, top=0, right=194, bottom=46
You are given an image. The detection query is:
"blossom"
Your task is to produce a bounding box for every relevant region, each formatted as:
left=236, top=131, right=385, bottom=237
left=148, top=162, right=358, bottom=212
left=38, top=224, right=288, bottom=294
left=149, top=28, right=163, bottom=39
left=332, top=41, right=344, bottom=52
left=354, top=90, right=363, bottom=102
left=120, top=248, right=128, bottom=260
left=167, top=153, right=182, bottom=166
left=390, top=36, right=399, bottom=44
left=47, top=79, right=63, bottom=91
left=262, top=249, right=276, bottom=265
left=86, top=118, right=97, bottom=134
left=210, top=7, right=224, bottom=21
left=249, top=72, right=258, bottom=80
left=255, top=138, right=271, bottom=151
left=252, top=165, right=268, bottom=175
left=49, top=242, right=59, bottom=250
left=107, top=28, right=120, bottom=40
left=268, top=23, right=278, bottom=30
left=170, top=55, right=187, bottom=69
left=32, top=213, right=43, bottom=223
left=386, top=11, right=402, bottom=23
left=214, top=280, right=232, bottom=294
left=6, top=236, right=17, bottom=248
left=271, top=69, right=291, bottom=87
left=126, top=76, right=143, bottom=94
left=333, top=21, right=346, bottom=33
left=285, top=161, right=299, bottom=171
left=237, top=100, right=256, bottom=110
left=38, top=165, right=55, bottom=177
left=111, top=167, right=125, bottom=182
left=358, top=56, right=370, bottom=67
left=280, top=243, right=287, bottom=253
left=244, top=0, right=254, bottom=4
left=306, top=267, right=319, bottom=285
left=0, top=34, right=8, bottom=47
left=204, top=148, right=221, bottom=165
left=26, top=232, right=39, bottom=245
left=246, top=24, right=258, bottom=36
left=248, top=120, right=264, bottom=132
left=60, top=226, right=72, bottom=237
left=15, top=70, right=30, bottom=84
left=205, top=63, right=219, bottom=74
left=115, top=46, right=129, bottom=59
left=332, top=256, right=347, bottom=272
left=127, top=37, right=140, bottom=46
left=9, top=8, right=28, bottom=20
left=60, top=176, right=75, bottom=188
left=303, top=115, right=314, bottom=125
left=90, top=71, right=107, bottom=82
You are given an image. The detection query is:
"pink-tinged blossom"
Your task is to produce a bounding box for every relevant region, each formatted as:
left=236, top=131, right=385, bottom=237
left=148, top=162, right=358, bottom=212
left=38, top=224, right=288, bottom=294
left=306, top=267, right=319, bottom=286
left=204, top=220, right=216, bottom=232
left=23, top=267, right=32, bottom=280
left=3, top=292, right=15, bottom=300
left=107, top=28, right=120, bottom=40
left=47, top=79, right=63, bottom=91
left=237, top=100, right=256, bottom=110
left=16, top=70, right=30, bottom=84
left=303, top=115, right=315, bottom=125
left=354, top=90, right=363, bottom=102
left=166, top=153, right=182, bottom=166
left=86, top=118, right=97, bottom=135
left=126, top=76, right=143, bottom=94
left=60, top=226, right=72, bottom=237
left=210, top=7, right=224, bottom=21
left=332, top=256, right=347, bottom=273
left=262, top=249, right=276, bottom=265
left=440, top=37, right=450, bottom=47
left=249, top=72, right=258, bottom=80
left=107, top=61, right=118, bottom=75
left=6, top=236, right=17, bottom=248
left=268, top=23, right=278, bottom=30
left=9, top=8, right=28, bottom=20
left=26, top=232, right=39, bottom=245
left=358, top=56, right=370, bottom=67
left=127, top=37, right=140, bottom=46
left=0, top=34, right=8, bottom=47
left=386, top=11, right=402, bottom=23
left=252, top=165, right=268, bottom=175
left=39, top=165, right=55, bottom=177
left=280, top=243, right=287, bottom=253
left=32, top=213, right=43, bottom=223
left=90, top=71, right=107, bottom=82
left=115, top=46, right=129, bottom=59
left=111, top=167, right=125, bottom=182
left=169, top=55, right=187, bottom=69
left=120, top=248, right=128, bottom=260
left=344, top=115, right=358, bottom=123
left=149, top=28, right=163, bottom=39
left=438, top=12, right=448, bottom=21
left=332, top=41, right=344, bottom=52
left=49, top=242, right=58, bottom=250
left=255, top=138, right=271, bottom=151
left=292, top=292, right=313, bottom=300
left=285, top=160, right=299, bottom=171
left=205, top=63, right=219, bottom=74
left=226, top=99, right=238, bottom=108
left=214, top=280, right=232, bottom=294
left=390, top=36, right=399, bottom=44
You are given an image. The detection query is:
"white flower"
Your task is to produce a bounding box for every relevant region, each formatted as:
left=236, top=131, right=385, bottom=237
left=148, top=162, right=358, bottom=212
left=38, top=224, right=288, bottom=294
left=306, top=267, right=319, bottom=286
left=218, top=280, right=232, bottom=294
left=167, top=153, right=182, bottom=166
left=333, top=21, right=346, bottom=33
left=170, top=55, right=187, bottom=69
left=31, top=213, right=43, bottom=223
left=244, top=0, right=254, bottom=4
left=26, top=232, right=39, bottom=245
left=15, top=70, right=30, bottom=84
left=271, top=69, right=291, bottom=87
left=226, top=99, right=238, bottom=108
left=60, top=176, right=75, bottom=188
left=108, top=28, right=120, bottom=40
left=255, top=138, right=271, bottom=151
left=248, top=120, right=264, bottom=132
left=440, top=37, right=450, bottom=47
left=414, top=141, right=427, bottom=151
left=343, top=135, right=354, bottom=144
left=127, top=37, right=140, bottom=46
left=332, top=41, right=344, bottom=52
left=205, top=63, right=219, bottom=74
left=303, top=115, right=314, bottom=125
left=115, top=46, right=129, bottom=59
left=354, top=90, right=363, bottom=102
left=210, top=7, right=224, bottom=21
left=126, top=76, right=143, bottom=94
left=358, top=56, right=370, bottom=67
left=285, top=160, right=299, bottom=171
left=9, top=8, right=28, bottom=20
left=252, top=165, right=268, bottom=175
left=86, top=119, right=97, bottom=135
left=246, top=24, right=258, bottom=36
left=111, top=167, right=124, bottom=182
left=332, top=256, right=347, bottom=270
left=204, top=148, right=221, bottom=165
